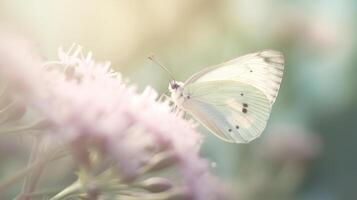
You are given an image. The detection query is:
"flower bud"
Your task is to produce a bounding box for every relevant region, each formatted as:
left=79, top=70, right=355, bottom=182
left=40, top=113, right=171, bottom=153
left=139, top=177, right=173, bottom=193
left=143, top=151, right=177, bottom=173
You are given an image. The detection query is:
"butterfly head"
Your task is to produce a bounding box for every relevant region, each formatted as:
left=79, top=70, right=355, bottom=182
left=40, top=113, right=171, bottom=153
left=168, top=80, right=183, bottom=92
left=168, top=80, right=185, bottom=105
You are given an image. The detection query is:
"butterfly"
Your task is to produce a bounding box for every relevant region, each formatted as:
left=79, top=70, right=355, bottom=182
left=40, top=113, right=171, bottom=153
left=154, top=50, right=284, bottom=143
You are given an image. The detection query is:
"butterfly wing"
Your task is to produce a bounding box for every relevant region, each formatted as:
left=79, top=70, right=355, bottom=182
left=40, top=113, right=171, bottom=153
left=185, top=50, right=284, bottom=104
left=181, top=80, right=271, bottom=143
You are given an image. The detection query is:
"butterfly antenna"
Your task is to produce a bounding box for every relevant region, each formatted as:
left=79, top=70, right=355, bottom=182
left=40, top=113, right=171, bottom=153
left=148, top=55, right=176, bottom=81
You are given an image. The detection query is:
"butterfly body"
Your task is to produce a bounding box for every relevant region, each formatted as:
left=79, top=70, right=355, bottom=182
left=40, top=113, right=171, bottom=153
left=169, top=50, right=284, bottom=143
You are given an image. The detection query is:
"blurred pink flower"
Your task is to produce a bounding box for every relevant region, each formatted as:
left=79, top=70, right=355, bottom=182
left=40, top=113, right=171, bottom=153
left=36, top=46, right=227, bottom=199
left=0, top=31, right=46, bottom=127
left=261, top=125, right=322, bottom=162
left=0, top=31, right=44, bottom=98
left=0, top=32, right=228, bottom=199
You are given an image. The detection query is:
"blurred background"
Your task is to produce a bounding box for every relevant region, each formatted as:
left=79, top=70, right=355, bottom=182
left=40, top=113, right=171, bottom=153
left=0, top=0, right=356, bottom=199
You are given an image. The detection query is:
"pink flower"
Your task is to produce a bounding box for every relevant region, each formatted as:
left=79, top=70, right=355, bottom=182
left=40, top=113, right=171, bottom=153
left=260, top=124, right=322, bottom=162
left=37, top=46, right=228, bottom=199
left=0, top=29, right=229, bottom=199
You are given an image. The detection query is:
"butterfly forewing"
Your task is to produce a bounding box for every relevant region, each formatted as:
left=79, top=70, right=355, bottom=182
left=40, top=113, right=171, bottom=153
left=185, top=50, right=284, bottom=104
left=182, top=80, right=271, bottom=143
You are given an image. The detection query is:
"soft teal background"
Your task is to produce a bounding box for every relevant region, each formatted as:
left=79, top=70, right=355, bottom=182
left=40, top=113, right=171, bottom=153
left=0, top=0, right=356, bottom=199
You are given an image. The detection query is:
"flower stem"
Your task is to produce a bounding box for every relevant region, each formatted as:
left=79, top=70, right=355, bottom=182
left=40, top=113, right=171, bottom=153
left=0, top=157, right=44, bottom=193
left=18, top=188, right=62, bottom=199
left=0, top=119, right=47, bottom=135
left=0, top=145, right=69, bottom=195
left=49, top=181, right=82, bottom=200
left=14, top=137, right=46, bottom=200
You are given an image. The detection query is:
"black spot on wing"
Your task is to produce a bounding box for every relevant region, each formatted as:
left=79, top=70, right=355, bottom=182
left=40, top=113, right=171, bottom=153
left=257, top=50, right=284, bottom=67
left=263, top=57, right=284, bottom=65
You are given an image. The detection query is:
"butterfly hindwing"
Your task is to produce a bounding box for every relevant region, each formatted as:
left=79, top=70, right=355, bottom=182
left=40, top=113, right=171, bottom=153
left=181, top=80, right=271, bottom=143
left=185, top=50, right=284, bottom=104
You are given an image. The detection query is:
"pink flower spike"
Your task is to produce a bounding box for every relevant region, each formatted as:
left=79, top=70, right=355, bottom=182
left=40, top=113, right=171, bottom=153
left=10, top=44, right=229, bottom=200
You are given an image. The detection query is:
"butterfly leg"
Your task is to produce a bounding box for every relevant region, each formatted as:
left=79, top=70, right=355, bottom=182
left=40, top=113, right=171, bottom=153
left=157, top=94, right=185, bottom=117
left=173, top=106, right=186, bottom=118
left=172, top=105, right=178, bottom=113
left=161, top=94, right=178, bottom=110
left=158, top=93, right=172, bottom=102
left=157, top=93, right=166, bottom=102
left=183, top=111, right=188, bottom=120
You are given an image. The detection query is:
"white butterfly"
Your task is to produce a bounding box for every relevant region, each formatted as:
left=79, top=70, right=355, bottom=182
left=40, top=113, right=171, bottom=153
left=168, top=50, right=284, bottom=143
